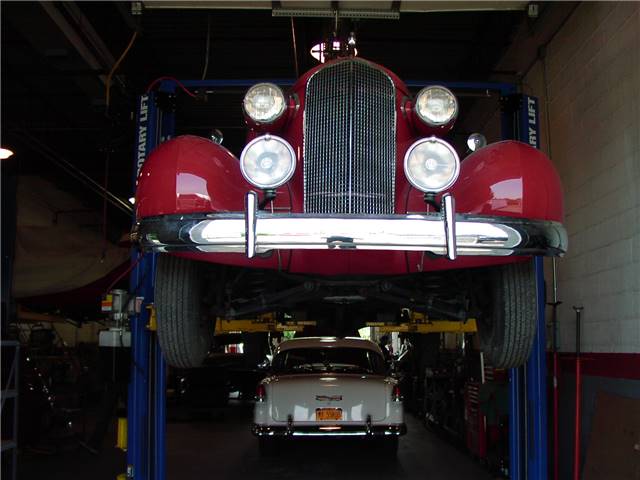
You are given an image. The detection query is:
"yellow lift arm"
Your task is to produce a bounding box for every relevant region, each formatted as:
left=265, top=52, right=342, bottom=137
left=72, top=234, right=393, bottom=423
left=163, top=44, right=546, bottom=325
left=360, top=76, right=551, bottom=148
left=146, top=308, right=474, bottom=335
left=367, top=311, right=477, bottom=334
left=215, top=314, right=317, bottom=334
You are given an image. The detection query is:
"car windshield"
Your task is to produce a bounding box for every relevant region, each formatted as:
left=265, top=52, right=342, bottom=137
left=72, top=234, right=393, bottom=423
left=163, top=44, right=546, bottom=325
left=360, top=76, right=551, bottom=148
left=272, top=347, right=385, bottom=375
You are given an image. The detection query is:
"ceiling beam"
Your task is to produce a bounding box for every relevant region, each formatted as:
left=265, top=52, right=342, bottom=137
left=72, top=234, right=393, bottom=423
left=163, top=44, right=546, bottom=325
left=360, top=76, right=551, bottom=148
left=142, top=0, right=527, bottom=12
left=59, top=2, right=117, bottom=68
left=39, top=2, right=113, bottom=85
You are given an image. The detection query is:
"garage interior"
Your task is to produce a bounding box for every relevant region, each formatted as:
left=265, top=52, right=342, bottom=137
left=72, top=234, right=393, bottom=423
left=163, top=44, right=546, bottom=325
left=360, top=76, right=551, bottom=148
left=1, top=1, right=639, bottom=480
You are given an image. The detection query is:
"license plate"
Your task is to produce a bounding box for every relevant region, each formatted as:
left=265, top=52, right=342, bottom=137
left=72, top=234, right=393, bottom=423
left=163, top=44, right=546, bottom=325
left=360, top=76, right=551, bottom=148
left=316, top=408, right=342, bottom=421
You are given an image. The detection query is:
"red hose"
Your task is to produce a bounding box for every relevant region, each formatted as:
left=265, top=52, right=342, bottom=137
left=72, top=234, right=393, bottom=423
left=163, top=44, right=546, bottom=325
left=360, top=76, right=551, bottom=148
left=145, top=76, right=197, bottom=97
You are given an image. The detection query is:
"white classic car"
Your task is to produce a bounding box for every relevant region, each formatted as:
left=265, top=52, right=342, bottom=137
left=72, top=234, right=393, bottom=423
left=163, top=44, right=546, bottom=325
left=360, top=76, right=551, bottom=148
left=252, top=337, right=406, bottom=454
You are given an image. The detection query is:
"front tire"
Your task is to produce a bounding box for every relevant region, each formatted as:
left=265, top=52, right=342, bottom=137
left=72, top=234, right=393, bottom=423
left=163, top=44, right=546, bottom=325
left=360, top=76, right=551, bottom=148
left=155, top=255, right=213, bottom=368
left=478, top=261, right=537, bottom=369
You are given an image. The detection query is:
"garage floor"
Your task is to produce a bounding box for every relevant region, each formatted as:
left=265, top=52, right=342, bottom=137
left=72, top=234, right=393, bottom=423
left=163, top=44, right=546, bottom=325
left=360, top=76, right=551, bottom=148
left=167, top=401, right=494, bottom=480
left=19, top=401, right=494, bottom=479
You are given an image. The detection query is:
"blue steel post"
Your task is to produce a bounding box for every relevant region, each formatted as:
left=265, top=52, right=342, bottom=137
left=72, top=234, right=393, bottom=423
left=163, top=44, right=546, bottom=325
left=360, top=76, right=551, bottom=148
left=151, top=83, right=176, bottom=480
left=527, top=256, right=548, bottom=479
left=128, top=91, right=162, bottom=480
left=507, top=94, right=547, bottom=480
left=522, top=95, right=547, bottom=480
left=499, top=91, right=530, bottom=480
left=128, top=92, right=154, bottom=480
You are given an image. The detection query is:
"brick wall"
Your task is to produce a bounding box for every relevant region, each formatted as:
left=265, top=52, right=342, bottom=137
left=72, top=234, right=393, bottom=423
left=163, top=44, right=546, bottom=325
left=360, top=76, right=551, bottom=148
left=525, top=2, right=639, bottom=353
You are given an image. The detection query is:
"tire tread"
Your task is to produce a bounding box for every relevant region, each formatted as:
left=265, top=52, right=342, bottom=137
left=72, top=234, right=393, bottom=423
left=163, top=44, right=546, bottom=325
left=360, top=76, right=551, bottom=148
left=480, top=261, right=537, bottom=368
left=156, top=255, right=211, bottom=368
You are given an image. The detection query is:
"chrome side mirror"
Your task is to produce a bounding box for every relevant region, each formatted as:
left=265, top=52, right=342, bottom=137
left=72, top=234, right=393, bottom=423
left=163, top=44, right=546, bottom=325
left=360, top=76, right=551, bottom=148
left=467, top=133, right=487, bottom=152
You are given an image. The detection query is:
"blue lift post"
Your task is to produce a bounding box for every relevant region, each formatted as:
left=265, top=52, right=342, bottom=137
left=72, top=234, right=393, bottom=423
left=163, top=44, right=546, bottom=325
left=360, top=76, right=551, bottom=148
left=508, top=93, right=548, bottom=480
left=126, top=78, right=545, bottom=480
left=523, top=95, right=548, bottom=480
left=127, top=88, right=173, bottom=480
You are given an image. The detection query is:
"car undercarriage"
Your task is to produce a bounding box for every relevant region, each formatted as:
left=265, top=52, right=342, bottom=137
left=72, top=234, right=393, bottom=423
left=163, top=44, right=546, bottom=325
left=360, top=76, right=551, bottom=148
left=207, top=266, right=476, bottom=327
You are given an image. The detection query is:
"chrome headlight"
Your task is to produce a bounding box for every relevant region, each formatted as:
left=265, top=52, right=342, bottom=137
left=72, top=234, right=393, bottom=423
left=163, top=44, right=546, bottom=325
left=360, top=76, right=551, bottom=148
left=240, top=135, right=296, bottom=189
left=243, top=83, right=286, bottom=123
left=404, top=137, right=460, bottom=193
left=414, top=86, right=458, bottom=126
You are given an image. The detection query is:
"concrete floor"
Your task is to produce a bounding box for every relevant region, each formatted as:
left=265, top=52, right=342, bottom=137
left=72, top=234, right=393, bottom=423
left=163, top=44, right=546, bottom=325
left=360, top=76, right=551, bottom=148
left=19, top=401, right=495, bottom=479
left=167, top=402, right=494, bottom=480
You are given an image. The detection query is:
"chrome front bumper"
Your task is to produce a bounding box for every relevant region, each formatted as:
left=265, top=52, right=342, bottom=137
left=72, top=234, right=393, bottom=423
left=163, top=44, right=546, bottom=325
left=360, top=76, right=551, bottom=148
left=135, top=192, right=568, bottom=259
left=252, top=423, right=407, bottom=437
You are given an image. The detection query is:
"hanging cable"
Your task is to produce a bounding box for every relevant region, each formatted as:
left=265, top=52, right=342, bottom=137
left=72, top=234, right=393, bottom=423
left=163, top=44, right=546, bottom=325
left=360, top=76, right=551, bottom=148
left=201, top=14, right=212, bottom=80
left=106, top=30, right=138, bottom=110
left=13, top=130, right=132, bottom=215
left=290, top=17, right=299, bottom=78
left=101, top=148, right=110, bottom=261
left=145, top=76, right=197, bottom=97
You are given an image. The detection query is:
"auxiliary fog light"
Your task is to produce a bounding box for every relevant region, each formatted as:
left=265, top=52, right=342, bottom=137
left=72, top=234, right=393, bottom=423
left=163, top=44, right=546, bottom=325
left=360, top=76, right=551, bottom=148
left=240, top=135, right=296, bottom=189
left=404, top=137, right=460, bottom=193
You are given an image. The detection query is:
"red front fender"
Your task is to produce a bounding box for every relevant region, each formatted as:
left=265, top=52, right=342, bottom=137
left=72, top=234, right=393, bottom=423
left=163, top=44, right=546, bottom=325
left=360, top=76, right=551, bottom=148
left=452, top=140, right=564, bottom=222
left=136, top=135, right=251, bottom=218
left=404, top=140, right=564, bottom=222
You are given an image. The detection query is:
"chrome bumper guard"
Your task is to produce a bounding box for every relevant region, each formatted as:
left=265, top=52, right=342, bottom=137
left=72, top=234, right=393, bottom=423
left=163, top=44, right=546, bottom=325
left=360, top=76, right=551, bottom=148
left=252, top=423, right=407, bottom=437
left=136, top=192, right=568, bottom=259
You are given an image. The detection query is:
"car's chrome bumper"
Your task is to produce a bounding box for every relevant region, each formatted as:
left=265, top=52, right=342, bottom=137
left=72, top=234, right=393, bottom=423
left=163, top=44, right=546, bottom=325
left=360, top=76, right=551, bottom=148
left=134, top=192, right=568, bottom=259
left=252, top=423, right=407, bottom=437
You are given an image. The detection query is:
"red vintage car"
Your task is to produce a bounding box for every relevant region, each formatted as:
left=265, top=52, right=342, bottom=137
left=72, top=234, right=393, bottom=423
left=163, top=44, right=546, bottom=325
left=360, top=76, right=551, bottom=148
left=135, top=54, right=567, bottom=370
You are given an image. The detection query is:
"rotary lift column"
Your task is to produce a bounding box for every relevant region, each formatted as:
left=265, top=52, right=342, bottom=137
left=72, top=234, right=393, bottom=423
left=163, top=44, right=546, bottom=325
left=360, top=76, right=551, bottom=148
left=505, top=94, right=548, bottom=480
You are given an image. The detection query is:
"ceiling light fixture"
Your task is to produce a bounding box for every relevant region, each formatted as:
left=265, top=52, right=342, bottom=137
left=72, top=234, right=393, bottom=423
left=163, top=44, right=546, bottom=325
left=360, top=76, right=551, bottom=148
left=0, top=148, right=15, bottom=160
left=310, top=42, right=358, bottom=64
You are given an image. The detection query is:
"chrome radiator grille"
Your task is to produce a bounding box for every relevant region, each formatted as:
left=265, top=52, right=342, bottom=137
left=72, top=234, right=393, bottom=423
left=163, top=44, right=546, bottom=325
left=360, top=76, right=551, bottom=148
left=303, top=60, right=396, bottom=214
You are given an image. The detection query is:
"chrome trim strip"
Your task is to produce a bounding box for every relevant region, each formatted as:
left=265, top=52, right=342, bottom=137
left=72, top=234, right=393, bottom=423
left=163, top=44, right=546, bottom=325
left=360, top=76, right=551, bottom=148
left=138, top=207, right=567, bottom=260
left=138, top=193, right=568, bottom=258
left=191, top=215, right=520, bottom=254
left=443, top=193, right=457, bottom=260
left=245, top=191, right=258, bottom=258
left=252, top=423, right=407, bottom=437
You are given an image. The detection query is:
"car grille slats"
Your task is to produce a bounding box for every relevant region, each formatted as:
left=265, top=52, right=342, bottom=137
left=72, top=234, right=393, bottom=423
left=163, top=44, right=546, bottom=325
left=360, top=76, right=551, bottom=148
left=304, top=60, right=396, bottom=214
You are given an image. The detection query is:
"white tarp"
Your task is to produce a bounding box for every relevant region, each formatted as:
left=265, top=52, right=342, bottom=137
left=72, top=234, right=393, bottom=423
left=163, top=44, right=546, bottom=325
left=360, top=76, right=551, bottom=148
left=12, top=176, right=130, bottom=298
